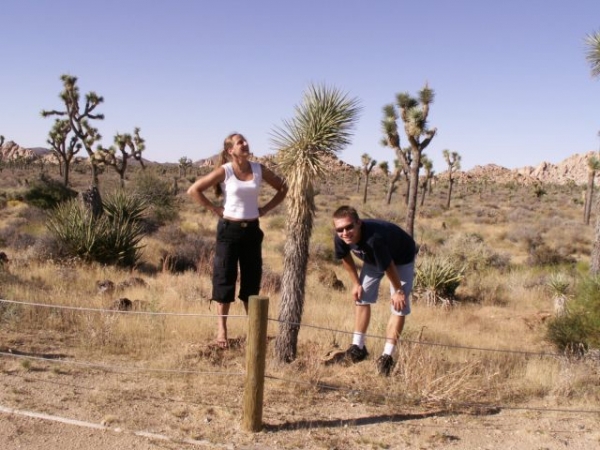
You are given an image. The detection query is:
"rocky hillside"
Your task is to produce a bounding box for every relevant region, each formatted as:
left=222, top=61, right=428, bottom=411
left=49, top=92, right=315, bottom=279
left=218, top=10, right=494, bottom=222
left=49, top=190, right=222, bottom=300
left=451, top=151, right=600, bottom=186
left=2, top=140, right=598, bottom=185
left=0, top=141, right=57, bottom=165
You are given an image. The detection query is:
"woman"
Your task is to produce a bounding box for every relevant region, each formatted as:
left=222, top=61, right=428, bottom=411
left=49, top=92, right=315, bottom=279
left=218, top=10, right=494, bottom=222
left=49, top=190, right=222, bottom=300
left=187, top=133, right=287, bottom=348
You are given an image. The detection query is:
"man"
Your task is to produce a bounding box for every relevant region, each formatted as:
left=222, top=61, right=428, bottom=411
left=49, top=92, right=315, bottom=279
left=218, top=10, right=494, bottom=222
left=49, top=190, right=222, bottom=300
left=327, top=205, right=416, bottom=376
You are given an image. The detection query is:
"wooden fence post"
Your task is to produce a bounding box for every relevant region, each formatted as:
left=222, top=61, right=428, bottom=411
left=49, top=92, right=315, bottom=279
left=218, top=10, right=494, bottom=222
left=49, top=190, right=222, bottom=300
left=242, top=295, right=269, bottom=432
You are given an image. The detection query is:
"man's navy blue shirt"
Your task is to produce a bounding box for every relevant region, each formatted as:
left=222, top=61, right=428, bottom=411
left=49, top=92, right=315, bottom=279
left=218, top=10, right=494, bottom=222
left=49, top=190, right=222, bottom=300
left=334, top=219, right=416, bottom=271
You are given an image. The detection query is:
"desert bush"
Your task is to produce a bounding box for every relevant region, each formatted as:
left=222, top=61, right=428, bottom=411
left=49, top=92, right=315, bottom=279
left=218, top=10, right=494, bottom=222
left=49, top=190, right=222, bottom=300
left=414, top=255, right=465, bottom=307
left=262, top=266, right=282, bottom=293
left=46, top=191, right=147, bottom=267
left=440, top=232, right=510, bottom=271
left=23, top=174, right=78, bottom=209
left=546, top=275, right=600, bottom=354
left=506, top=206, right=535, bottom=223
left=266, top=214, right=286, bottom=231
left=130, top=170, right=179, bottom=226
left=525, top=235, right=576, bottom=267
left=160, top=234, right=214, bottom=274
left=308, top=223, right=336, bottom=263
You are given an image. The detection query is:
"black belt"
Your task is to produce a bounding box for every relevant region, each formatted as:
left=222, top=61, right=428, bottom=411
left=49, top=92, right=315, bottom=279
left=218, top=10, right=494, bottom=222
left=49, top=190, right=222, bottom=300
left=222, top=218, right=259, bottom=228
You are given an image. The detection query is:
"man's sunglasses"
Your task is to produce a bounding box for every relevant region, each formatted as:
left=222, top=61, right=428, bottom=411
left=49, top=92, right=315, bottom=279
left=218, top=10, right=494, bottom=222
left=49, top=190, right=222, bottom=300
left=335, top=222, right=355, bottom=234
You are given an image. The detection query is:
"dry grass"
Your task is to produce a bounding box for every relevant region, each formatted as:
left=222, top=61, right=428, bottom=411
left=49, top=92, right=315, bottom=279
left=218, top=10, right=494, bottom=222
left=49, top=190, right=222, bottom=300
left=1, top=164, right=599, bottom=448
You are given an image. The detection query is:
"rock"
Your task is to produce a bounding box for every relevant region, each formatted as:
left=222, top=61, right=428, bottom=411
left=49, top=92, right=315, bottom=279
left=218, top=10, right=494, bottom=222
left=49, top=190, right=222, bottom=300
left=97, top=279, right=115, bottom=294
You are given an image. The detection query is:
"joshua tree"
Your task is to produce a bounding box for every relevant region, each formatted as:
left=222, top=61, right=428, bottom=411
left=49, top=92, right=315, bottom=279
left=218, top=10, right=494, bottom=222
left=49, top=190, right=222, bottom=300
left=96, top=128, right=146, bottom=188
left=378, top=160, right=389, bottom=177
left=46, top=119, right=81, bottom=186
left=419, top=155, right=434, bottom=207
left=179, top=156, right=193, bottom=177
left=42, top=74, right=104, bottom=187
left=380, top=158, right=400, bottom=205
left=382, top=84, right=437, bottom=236
left=354, top=167, right=362, bottom=193
left=443, top=149, right=461, bottom=209
left=584, top=155, right=600, bottom=225
left=378, top=160, right=392, bottom=202
left=585, top=30, right=600, bottom=274
left=0, top=135, right=4, bottom=172
left=272, top=84, right=360, bottom=363
left=361, top=153, right=376, bottom=204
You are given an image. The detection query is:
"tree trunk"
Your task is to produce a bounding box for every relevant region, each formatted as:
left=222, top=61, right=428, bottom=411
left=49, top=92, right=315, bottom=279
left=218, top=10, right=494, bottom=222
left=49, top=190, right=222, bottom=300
left=90, top=162, right=100, bottom=188
left=275, top=204, right=313, bottom=363
left=419, top=179, right=428, bottom=207
left=446, top=177, right=454, bottom=209
left=591, top=197, right=600, bottom=275
left=362, top=174, right=369, bottom=203
left=584, top=170, right=595, bottom=225
left=81, top=186, right=103, bottom=218
left=386, top=170, right=400, bottom=205
left=405, top=151, right=421, bottom=237
left=63, top=158, right=70, bottom=187
left=386, top=184, right=394, bottom=205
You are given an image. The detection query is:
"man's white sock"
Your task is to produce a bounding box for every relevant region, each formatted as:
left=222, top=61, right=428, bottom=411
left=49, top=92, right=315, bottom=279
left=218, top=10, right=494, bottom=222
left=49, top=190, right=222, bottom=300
left=383, top=342, right=395, bottom=356
left=352, top=332, right=365, bottom=349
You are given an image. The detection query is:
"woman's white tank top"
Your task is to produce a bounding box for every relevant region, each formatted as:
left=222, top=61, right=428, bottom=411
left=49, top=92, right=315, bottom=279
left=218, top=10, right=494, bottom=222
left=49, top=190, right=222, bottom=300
left=221, top=162, right=262, bottom=220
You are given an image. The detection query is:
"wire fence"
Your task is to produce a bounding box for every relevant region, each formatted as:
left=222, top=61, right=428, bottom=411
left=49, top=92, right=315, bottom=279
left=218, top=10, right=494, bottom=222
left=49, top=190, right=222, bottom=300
left=1, top=294, right=599, bottom=440
left=0, top=297, right=565, bottom=358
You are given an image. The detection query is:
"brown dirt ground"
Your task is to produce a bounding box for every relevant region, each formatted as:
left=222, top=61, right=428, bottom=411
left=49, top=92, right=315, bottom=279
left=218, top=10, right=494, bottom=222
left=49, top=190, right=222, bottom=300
left=1, top=330, right=600, bottom=450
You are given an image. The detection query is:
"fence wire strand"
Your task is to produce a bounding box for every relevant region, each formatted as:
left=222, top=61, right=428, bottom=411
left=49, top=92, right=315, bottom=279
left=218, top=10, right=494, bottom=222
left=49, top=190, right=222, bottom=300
left=2, top=296, right=597, bottom=420
left=0, top=297, right=568, bottom=358
left=266, top=316, right=563, bottom=358
left=264, top=374, right=600, bottom=415
left=0, top=297, right=246, bottom=318
left=0, top=351, right=244, bottom=377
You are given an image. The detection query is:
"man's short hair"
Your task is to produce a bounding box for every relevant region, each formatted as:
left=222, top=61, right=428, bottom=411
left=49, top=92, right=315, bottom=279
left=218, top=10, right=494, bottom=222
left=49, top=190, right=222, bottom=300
left=333, top=205, right=360, bottom=222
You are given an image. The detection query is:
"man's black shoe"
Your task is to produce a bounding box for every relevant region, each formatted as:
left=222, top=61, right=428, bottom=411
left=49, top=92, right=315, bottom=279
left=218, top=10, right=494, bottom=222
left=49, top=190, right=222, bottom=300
left=324, top=344, right=369, bottom=366
left=376, top=354, right=394, bottom=376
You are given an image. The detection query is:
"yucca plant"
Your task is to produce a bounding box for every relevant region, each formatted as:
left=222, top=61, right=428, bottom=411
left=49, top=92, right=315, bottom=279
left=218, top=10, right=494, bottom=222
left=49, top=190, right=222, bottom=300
left=415, top=255, right=465, bottom=307
left=47, top=191, right=147, bottom=267
left=547, top=272, right=570, bottom=316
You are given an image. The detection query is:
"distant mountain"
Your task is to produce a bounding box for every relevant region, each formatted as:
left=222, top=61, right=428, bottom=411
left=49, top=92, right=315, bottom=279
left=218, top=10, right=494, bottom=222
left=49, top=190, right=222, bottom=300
left=453, top=151, right=600, bottom=186
left=1, top=140, right=598, bottom=185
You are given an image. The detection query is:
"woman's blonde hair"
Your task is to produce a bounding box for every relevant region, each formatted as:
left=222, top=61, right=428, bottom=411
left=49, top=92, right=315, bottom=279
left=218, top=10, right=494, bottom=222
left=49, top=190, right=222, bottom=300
left=214, top=132, right=245, bottom=197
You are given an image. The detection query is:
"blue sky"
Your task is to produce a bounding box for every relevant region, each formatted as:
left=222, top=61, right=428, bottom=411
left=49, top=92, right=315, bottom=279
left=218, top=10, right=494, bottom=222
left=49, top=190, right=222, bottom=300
left=2, top=0, right=600, bottom=172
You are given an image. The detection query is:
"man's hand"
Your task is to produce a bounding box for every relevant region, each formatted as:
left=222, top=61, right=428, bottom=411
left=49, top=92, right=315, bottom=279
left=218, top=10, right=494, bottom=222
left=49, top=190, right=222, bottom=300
left=391, top=290, right=406, bottom=312
left=352, top=284, right=363, bottom=303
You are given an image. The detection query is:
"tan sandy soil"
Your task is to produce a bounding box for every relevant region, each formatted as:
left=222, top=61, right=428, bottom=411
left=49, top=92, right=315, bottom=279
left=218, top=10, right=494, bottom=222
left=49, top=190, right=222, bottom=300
left=1, top=330, right=599, bottom=450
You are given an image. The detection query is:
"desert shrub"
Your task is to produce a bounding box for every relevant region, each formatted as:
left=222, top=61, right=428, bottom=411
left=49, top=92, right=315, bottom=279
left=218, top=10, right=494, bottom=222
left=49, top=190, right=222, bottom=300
left=414, top=255, right=465, bottom=307
left=309, top=223, right=336, bottom=263
left=46, top=191, right=147, bottom=267
left=460, top=274, right=509, bottom=306
left=546, top=276, right=600, bottom=354
left=267, top=214, right=286, bottom=231
left=0, top=221, right=20, bottom=247
left=0, top=193, right=7, bottom=210
left=525, top=235, right=575, bottom=267
left=544, top=220, right=591, bottom=256
left=23, top=175, right=78, bottom=209
left=159, top=231, right=214, bottom=274
left=506, top=206, right=535, bottom=223
left=439, top=232, right=510, bottom=271
left=262, top=266, right=282, bottom=293
left=131, top=170, right=179, bottom=226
